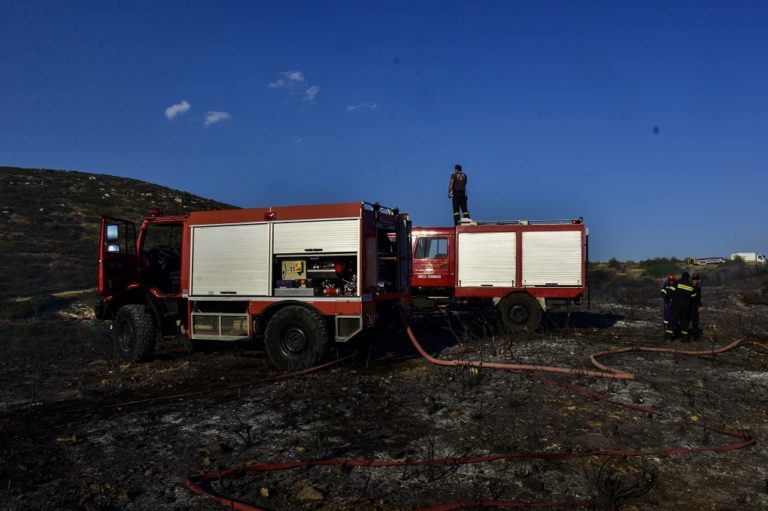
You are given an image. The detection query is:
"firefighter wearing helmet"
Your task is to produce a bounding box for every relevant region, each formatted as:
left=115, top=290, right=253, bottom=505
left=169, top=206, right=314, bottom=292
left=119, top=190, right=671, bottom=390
left=665, top=271, right=699, bottom=342
left=660, top=273, right=676, bottom=333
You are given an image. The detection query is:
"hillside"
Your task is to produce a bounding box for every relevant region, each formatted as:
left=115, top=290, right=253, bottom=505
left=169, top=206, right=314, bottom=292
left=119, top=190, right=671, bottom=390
left=0, top=166, right=234, bottom=300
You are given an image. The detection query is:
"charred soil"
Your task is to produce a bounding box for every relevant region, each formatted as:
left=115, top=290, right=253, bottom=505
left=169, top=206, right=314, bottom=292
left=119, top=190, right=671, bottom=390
left=2, top=270, right=768, bottom=510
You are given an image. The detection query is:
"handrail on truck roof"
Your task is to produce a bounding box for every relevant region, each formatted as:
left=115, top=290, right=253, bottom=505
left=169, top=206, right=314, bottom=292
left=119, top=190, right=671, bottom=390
left=466, top=217, right=583, bottom=226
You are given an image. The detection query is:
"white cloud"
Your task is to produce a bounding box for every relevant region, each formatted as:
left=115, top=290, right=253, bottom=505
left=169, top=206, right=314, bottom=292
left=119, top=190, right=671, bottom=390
left=165, top=100, right=191, bottom=119
left=204, top=111, right=231, bottom=126
left=304, top=85, right=320, bottom=103
left=269, top=70, right=305, bottom=89
left=270, top=70, right=320, bottom=104
left=284, top=70, right=304, bottom=82
left=345, top=102, right=378, bottom=112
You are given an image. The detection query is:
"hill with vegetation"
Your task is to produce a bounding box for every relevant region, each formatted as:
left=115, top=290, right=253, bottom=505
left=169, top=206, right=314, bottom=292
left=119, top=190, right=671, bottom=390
left=0, top=166, right=234, bottom=301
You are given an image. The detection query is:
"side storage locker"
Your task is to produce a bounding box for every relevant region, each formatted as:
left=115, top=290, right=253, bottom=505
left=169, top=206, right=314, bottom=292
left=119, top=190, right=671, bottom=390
left=522, top=230, right=583, bottom=286
left=273, top=219, right=359, bottom=254
left=190, top=223, right=271, bottom=296
left=457, top=231, right=517, bottom=287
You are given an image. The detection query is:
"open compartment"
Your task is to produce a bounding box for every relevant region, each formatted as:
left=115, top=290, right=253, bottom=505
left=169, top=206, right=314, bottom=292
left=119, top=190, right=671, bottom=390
left=273, top=255, right=358, bottom=297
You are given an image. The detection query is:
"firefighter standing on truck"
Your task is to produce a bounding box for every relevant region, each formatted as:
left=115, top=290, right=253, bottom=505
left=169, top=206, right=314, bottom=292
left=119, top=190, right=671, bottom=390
left=665, top=271, right=698, bottom=342
left=448, top=164, right=470, bottom=225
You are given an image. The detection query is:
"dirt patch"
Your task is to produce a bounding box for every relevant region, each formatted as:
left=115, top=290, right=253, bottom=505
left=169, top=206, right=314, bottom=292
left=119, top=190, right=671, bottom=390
left=1, top=281, right=768, bottom=510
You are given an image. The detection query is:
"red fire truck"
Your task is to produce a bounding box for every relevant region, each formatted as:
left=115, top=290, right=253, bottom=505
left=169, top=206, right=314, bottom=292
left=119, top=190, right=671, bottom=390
left=410, top=218, right=588, bottom=335
left=96, top=202, right=410, bottom=370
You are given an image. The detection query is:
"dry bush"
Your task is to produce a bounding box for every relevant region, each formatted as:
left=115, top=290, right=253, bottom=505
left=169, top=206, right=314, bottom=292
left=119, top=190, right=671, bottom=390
left=585, top=457, right=657, bottom=510
left=610, top=277, right=657, bottom=321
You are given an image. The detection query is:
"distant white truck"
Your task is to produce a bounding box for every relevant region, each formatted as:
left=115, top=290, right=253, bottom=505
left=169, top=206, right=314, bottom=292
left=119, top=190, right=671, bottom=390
left=688, top=257, right=727, bottom=265
left=730, top=252, right=766, bottom=264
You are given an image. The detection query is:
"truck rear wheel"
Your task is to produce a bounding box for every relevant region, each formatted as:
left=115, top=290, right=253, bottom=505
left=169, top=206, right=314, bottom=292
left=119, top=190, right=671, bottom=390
left=264, top=306, right=329, bottom=371
left=498, top=293, right=541, bottom=338
left=113, top=304, right=157, bottom=363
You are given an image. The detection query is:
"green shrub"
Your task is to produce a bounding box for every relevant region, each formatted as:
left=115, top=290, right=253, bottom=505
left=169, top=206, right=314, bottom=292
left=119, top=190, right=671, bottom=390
left=637, top=257, right=684, bottom=279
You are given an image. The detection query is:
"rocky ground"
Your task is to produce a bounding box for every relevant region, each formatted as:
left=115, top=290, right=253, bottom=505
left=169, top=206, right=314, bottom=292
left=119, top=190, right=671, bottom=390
left=1, top=272, right=768, bottom=511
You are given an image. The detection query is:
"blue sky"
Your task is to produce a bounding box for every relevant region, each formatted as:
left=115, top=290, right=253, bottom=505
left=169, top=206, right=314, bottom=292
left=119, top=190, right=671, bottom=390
left=1, top=0, right=766, bottom=261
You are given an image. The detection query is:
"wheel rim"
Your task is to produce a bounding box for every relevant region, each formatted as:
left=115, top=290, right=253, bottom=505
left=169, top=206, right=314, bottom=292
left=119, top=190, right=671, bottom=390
left=508, top=305, right=529, bottom=325
left=280, top=326, right=307, bottom=354
left=117, top=319, right=134, bottom=352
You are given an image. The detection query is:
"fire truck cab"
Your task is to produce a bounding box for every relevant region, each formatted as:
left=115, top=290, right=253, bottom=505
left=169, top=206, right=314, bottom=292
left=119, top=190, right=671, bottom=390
left=411, top=219, right=588, bottom=335
left=96, top=202, right=410, bottom=370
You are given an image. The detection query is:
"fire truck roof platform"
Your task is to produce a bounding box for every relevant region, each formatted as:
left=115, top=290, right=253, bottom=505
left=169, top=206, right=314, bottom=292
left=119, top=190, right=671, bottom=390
left=457, top=217, right=583, bottom=226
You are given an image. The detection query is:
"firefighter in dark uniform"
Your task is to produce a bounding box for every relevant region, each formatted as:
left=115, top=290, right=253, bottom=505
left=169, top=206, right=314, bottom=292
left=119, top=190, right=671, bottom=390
left=665, top=271, right=698, bottom=342
left=690, top=273, right=702, bottom=339
left=448, top=164, right=470, bottom=225
left=660, top=274, right=676, bottom=334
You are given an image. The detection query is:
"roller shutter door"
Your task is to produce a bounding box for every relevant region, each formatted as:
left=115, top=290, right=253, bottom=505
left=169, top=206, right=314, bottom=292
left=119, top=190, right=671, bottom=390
left=457, top=231, right=516, bottom=287
left=273, top=219, right=359, bottom=254
left=522, top=231, right=582, bottom=286
left=191, top=223, right=270, bottom=296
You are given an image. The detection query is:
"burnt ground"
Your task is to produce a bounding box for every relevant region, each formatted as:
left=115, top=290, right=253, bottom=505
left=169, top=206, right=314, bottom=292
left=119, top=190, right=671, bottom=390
left=2, top=276, right=768, bottom=510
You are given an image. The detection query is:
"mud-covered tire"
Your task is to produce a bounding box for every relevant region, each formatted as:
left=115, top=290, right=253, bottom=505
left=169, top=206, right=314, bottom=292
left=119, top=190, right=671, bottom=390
left=498, top=293, right=542, bottom=339
left=113, top=304, right=157, bottom=363
left=264, top=306, right=329, bottom=371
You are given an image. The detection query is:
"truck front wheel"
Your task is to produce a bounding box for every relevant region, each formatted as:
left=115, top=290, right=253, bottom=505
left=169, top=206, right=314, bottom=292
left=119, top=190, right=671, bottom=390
left=113, top=304, right=157, bottom=363
left=264, top=306, right=329, bottom=371
left=498, top=293, right=542, bottom=338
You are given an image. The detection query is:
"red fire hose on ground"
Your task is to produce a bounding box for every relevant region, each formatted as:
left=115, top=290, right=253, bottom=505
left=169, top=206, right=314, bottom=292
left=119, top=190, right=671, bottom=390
left=401, top=309, right=635, bottom=380
left=186, top=310, right=767, bottom=510
left=400, top=309, right=768, bottom=381
left=589, top=338, right=768, bottom=375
